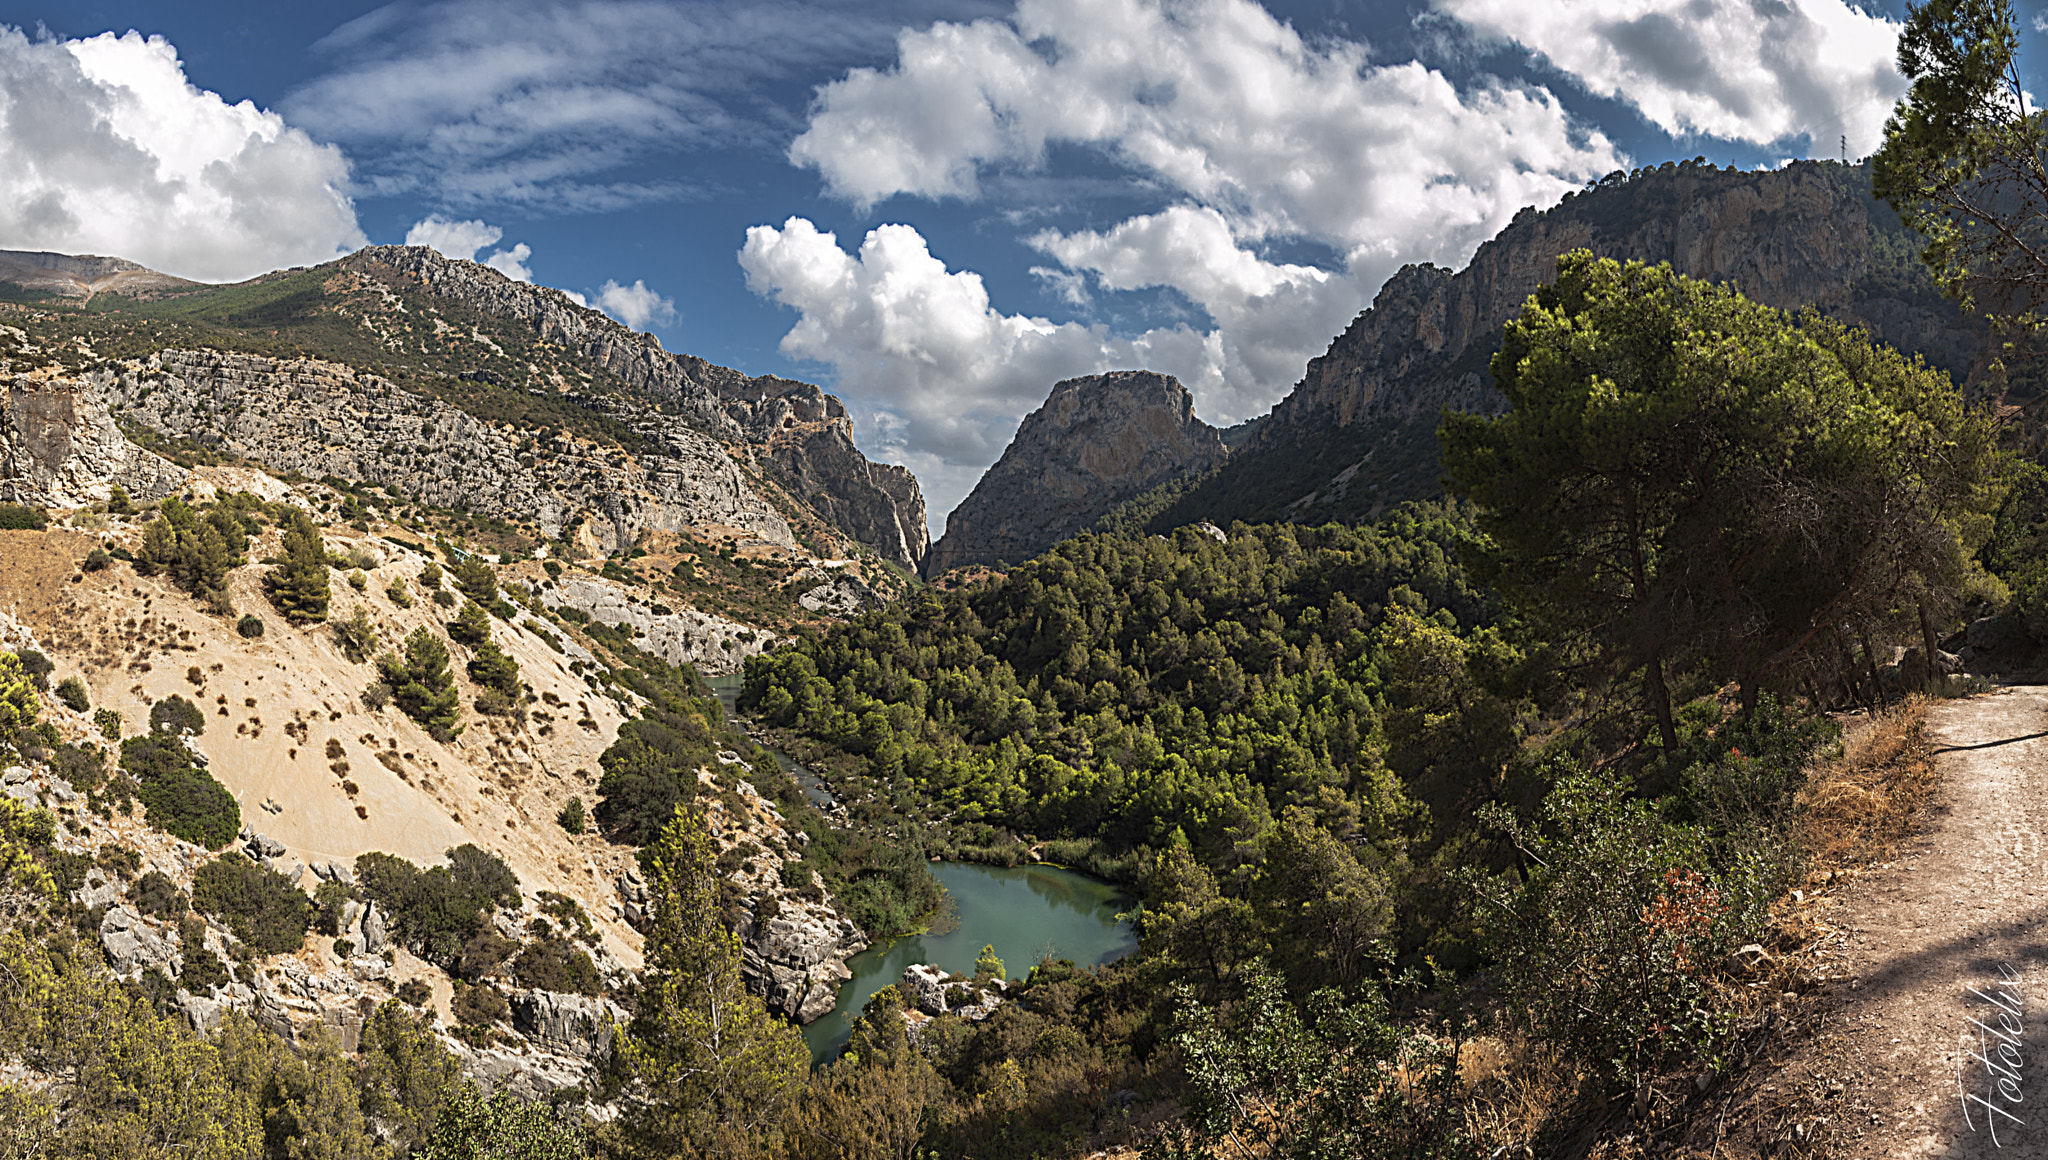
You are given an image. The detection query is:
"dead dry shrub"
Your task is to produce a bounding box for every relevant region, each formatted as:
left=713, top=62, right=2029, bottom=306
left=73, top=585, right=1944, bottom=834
left=1797, top=696, right=1937, bottom=870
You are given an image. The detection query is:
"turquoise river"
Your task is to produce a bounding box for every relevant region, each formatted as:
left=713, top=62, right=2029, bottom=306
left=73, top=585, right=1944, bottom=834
left=701, top=675, right=1138, bottom=1063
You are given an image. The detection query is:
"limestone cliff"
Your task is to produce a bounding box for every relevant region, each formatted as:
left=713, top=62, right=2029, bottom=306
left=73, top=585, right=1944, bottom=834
left=0, top=326, right=186, bottom=506
left=349, top=247, right=928, bottom=570
left=106, top=349, right=798, bottom=556
left=925, top=370, right=1226, bottom=576
left=1155, top=160, right=1992, bottom=527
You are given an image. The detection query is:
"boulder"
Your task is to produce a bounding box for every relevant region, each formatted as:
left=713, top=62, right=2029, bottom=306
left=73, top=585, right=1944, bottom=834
left=73, top=867, right=121, bottom=910
left=511, top=990, right=621, bottom=1059
left=177, top=989, right=224, bottom=1035
left=360, top=904, right=389, bottom=954
left=100, top=905, right=177, bottom=978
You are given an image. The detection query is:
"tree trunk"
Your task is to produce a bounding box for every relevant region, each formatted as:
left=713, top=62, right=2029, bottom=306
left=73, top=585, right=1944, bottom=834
left=1918, top=600, right=1942, bottom=692
left=1835, top=629, right=1869, bottom=713
left=1644, top=654, right=1680, bottom=753
left=1860, top=629, right=1890, bottom=712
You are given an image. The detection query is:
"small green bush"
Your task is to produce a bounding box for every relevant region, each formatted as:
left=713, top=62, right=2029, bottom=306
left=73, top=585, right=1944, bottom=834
left=396, top=978, right=432, bottom=1006
left=130, top=870, right=187, bottom=919
left=512, top=935, right=600, bottom=996
left=361, top=681, right=393, bottom=711
left=557, top=797, right=586, bottom=836
left=387, top=578, right=413, bottom=608
left=332, top=606, right=380, bottom=663
left=452, top=981, right=509, bottom=1028
left=418, top=562, right=442, bottom=589
left=93, top=708, right=122, bottom=741
left=149, top=694, right=205, bottom=737
left=192, top=853, right=312, bottom=955
left=236, top=613, right=265, bottom=638
left=83, top=547, right=112, bottom=572
left=431, top=588, right=456, bottom=608
left=0, top=504, right=46, bottom=530
left=123, top=734, right=239, bottom=849
left=106, top=487, right=133, bottom=516
left=777, top=860, right=812, bottom=890
left=15, top=650, right=50, bottom=692
left=178, top=917, right=229, bottom=991
left=53, top=742, right=104, bottom=791
left=54, top=677, right=88, bottom=713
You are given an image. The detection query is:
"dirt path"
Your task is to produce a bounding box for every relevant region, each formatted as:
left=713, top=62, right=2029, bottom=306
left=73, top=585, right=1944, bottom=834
left=1783, top=687, right=2048, bottom=1159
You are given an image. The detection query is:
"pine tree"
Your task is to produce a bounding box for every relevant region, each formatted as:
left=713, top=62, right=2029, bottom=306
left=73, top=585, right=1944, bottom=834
left=448, top=601, right=492, bottom=646
left=267, top=510, right=331, bottom=624
left=379, top=627, right=463, bottom=740
left=0, top=653, right=39, bottom=749
left=614, top=805, right=808, bottom=1155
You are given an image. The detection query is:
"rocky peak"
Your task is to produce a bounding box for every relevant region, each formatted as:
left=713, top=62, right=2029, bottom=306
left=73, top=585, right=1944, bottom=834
left=1154, top=160, right=1992, bottom=527
left=923, top=370, right=1226, bottom=577
left=345, top=246, right=929, bottom=570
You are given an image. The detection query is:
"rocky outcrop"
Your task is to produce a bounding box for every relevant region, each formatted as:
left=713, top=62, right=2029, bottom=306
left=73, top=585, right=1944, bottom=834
left=688, top=770, right=868, bottom=1022
left=791, top=567, right=884, bottom=617
left=1159, top=160, right=1994, bottom=526
left=105, top=349, right=797, bottom=555
left=100, top=905, right=178, bottom=978
left=1, top=360, right=186, bottom=507
left=536, top=574, right=774, bottom=677
left=349, top=247, right=929, bottom=570
left=900, top=962, right=1006, bottom=1021
left=925, top=370, right=1226, bottom=576
left=719, top=378, right=930, bottom=571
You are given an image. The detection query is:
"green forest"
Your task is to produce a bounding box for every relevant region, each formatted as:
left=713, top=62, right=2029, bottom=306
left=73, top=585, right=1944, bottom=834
left=0, top=5, right=2045, bottom=1151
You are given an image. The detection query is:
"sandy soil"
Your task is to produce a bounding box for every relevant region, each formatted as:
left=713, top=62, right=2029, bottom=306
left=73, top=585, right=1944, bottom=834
left=0, top=499, right=648, bottom=971
left=1766, top=687, right=2048, bottom=1159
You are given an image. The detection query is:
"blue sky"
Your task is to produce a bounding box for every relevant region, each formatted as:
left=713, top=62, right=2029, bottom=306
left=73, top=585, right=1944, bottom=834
left=0, top=0, right=1993, bottom=526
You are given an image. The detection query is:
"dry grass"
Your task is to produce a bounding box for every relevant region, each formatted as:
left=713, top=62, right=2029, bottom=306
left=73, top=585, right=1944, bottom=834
left=1796, top=697, right=1937, bottom=871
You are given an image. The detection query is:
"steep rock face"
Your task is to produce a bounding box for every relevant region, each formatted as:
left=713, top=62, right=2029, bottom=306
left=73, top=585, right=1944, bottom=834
left=719, top=378, right=930, bottom=570
left=691, top=770, right=868, bottom=1022
left=925, top=370, right=1226, bottom=576
left=107, top=349, right=798, bottom=554
left=352, top=246, right=928, bottom=569
left=1160, top=161, right=1989, bottom=525
left=1, top=368, right=186, bottom=507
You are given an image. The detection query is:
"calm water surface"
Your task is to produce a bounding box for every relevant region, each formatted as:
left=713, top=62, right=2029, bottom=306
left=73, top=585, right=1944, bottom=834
left=700, top=672, right=1137, bottom=1064
left=800, top=861, right=1137, bottom=1063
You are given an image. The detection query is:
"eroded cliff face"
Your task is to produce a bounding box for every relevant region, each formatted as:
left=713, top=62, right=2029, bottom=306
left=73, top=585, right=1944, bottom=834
left=0, top=324, right=187, bottom=507
left=108, top=349, right=798, bottom=555
left=1159, top=161, right=1990, bottom=526
left=925, top=370, right=1226, bottom=576
left=351, top=247, right=929, bottom=570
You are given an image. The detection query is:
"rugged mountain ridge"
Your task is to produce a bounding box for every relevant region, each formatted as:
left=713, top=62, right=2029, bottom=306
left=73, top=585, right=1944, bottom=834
left=0, top=250, right=198, bottom=300
left=347, top=247, right=928, bottom=570
left=1151, top=160, right=1992, bottom=527
left=924, top=370, right=1225, bottom=576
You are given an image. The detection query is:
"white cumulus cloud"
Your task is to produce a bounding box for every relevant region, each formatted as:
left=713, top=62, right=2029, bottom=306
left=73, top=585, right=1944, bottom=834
left=403, top=215, right=536, bottom=282
left=790, top=0, right=1621, bottom=259
left=1437, top=0, right=1907, bottom=154
left=740, top=215, right=1303, bottom=519
left=771, top=0, right=1626, bottom=521
left=0, top=27, right=363, bottom=282
left=594, top=279, right=677, bottom=329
